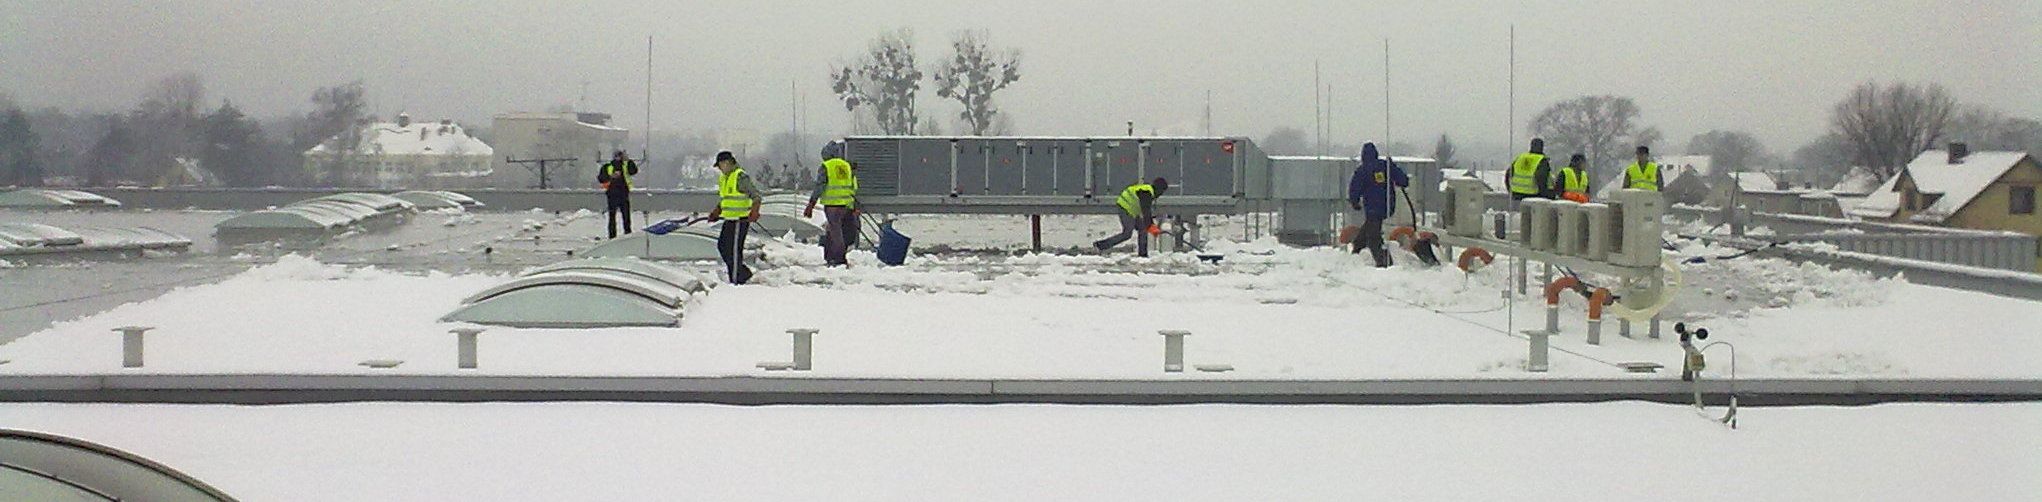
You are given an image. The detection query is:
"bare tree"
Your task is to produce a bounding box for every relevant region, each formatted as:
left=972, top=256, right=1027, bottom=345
left=1262, top=126, right=1307, bottom=155
left=130, top=73, right=208, bottom=183
left=931, top=30, right=1021, bottom=136
left=831, top=29, right=924, bottom=135
left=1530, top=95, right=1653, bottom=181
left=1829, top=82, right=1954, bottom=179
left=1431, top=134, right=1457, bottom=168
left=1685, top=130, right=1768, bottom=176
left=1792, top=133, right=1856, bottom=187
left=1944, top=105, right=2042, bottom=154
left=299, top=81, right=369, bottom=186
left=0, top=107, right=38, bottom=186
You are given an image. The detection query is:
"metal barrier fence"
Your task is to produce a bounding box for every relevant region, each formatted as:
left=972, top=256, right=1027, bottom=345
left=1667, top=205, right=2039, bottom=273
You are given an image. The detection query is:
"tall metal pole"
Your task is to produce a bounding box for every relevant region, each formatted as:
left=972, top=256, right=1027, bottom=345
left=1314, top=59, right=1322, bottom=155
left=1509, top=25, right=1516, bottom=152
left=644, top=36, right=653, bottom=162
left=1384, top=39, right=1391, bottom=149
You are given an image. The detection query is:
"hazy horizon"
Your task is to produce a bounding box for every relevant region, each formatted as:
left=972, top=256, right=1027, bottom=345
left=4, top=0, right=2038, bottom=161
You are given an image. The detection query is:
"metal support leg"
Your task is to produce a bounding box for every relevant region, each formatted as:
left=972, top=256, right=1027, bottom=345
left=114, top=326, right=153, bottom=368
left=451, top=328, right=484, bottom=369
left=1527, top=330, right=1551, bottom=372
left=1620, top=318, right=1634, bottom=339
left=1649, top=315, right=1662, bottom=340
left=1587, top=320, right=1602, bottom=345
left=1544, top=305, right=1560, bottom=334
left=1030, top=214, right=1043, bottom=253
left=1159, top=330, right=1190, bottom=372
left=789, top=328, right=817, bottom=371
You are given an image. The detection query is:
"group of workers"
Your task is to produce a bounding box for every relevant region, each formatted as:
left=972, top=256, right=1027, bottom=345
left=592, top=143, right=860, bottom=286
left=1505, top=138, right=1665, bottom=203
left=588, top=136, right=1673, bottom=283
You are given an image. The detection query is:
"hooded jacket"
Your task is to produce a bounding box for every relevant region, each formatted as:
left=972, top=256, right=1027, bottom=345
left=1347, top=143, right=1409, bottom=220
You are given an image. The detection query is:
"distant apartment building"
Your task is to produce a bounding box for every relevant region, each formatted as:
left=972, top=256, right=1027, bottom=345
left=487, top=112, right=629, bottom=189
left=304, top=113, right=494, bottom=189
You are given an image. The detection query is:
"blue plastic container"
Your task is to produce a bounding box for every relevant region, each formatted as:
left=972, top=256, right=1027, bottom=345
left=876, top=222, right=911, bottom=266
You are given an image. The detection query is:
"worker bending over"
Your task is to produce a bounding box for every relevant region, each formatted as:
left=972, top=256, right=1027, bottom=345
left=596, top=150, right=639, bottom=238
left=1347, top=142, right=1409, bottom=268
left=1555, top=153, right=1590, bottom=202
left=708, top=151, right=762, bottom=285
left=1093, top=178, right=1169, bottom=257
left=804, top=141, right=859, bottom=267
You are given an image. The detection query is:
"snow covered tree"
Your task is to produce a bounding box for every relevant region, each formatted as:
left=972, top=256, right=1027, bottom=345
left=831, top=29, right=924, bottom=135
left=1685, top=130, right=1768, bottom=175
left=1828, top=81, right=1954, bottom=179
left=1530, top=95, right=1653, bottom=182
left=931, top=30, right=1021, bottom=136
left=1431, top=134, right=1457, bottom=169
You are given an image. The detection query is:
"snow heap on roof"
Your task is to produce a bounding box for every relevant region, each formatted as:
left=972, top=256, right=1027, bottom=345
left=1829, top=167, right=1883, bottom=195
left=307, top=115, right=493, bottom=157
left=1850, top=150, right=2035, bottom=223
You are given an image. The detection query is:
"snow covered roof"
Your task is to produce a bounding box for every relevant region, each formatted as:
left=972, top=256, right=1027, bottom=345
left=307, top=119, right=494, bottom=157
left=1849, top=150, right=2035, bottom=222
left=1658, top=155, right=1714, bottom=183
left=0, top=188, right=122, bottom=208
left=1829, top=167, right=1883, bottom=195
left=1730, top=172, right=1780, bottom=192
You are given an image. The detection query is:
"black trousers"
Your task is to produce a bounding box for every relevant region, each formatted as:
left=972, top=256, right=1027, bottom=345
left=822, top=206, right=856, bottom=266
left=717, top=219, right=753, bottom=284
left=1093, top=212, right=1149, bottom=257
left=606, top=194, right=633, bottom=238
left=1351, top=217, right=1391, bottom=268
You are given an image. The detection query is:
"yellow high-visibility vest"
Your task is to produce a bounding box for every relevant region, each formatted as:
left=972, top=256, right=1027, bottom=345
left=719, top=168, right=753, bottom=218
left=604, top=161, right=632, bottom=190
left=1558, top=166, right=1588, bottom=193
left=1626, top=162, right=1661, bottom=191
left=1509, top=153, right=1546, bottom=195
left=820, top=158, right=857, bottom=207
left=1116, top=183, right=1155, bottom=217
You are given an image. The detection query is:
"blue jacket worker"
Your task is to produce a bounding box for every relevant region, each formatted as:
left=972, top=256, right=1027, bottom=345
left=1347, top=142, right=1408, bottom=268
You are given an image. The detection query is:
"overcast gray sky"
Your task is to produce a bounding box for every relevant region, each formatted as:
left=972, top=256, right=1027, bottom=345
left=3, top=0, right=2038, bottom=159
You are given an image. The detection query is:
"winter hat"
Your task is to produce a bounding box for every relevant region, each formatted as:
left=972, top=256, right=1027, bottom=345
left=1530, top=138, right=1545, bottom=153
left=820, top=140, right=846, bottom=160
left=1152, top=178, right=1170, bottom=192
left=715, top=151, right=736, bottom=163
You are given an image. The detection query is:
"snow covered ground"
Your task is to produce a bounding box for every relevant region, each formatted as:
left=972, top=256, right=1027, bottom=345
left=0, top=401, right=2034, bottom=501
left=3, top=217, right=2039, bottom=379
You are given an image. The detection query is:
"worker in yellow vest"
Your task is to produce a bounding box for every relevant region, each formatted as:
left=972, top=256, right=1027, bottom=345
left=1554, top=153, right=1590, bottom=203
left=804, top=141, right=859, bottom=266
left=1624, top=145, right=1662, bottom=191
left=595, top=150, right=639, bottom=238
left=1093, top=178, right=1169, bottom=257
left=1508, top=138, right=1554, bottom=201
left=707, top=151, right=762, bottom=284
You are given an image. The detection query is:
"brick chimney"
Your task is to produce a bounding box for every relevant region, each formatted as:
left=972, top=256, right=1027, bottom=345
left=1948, top=142, right=1969, bottom=164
